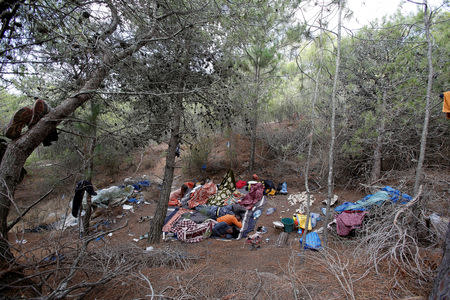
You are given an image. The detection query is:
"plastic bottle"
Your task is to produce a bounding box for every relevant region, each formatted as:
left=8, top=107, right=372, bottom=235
left=266, top=207, right=276, bottom=215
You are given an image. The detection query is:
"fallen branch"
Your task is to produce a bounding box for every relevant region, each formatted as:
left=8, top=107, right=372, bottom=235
left=7, top=173, right=73, bottom=232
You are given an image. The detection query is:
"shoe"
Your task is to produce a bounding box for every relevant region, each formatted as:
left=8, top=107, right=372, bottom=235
left=28, top=99, right=50, bottom=127
left=4, top=107, right=33, bottom=139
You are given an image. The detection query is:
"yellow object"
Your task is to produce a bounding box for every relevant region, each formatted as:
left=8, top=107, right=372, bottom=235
left=267, top=189, right=276, bottom=196
left=295, top=214, right=312, bottom=230
left=443, top=91, right=450, bottom=112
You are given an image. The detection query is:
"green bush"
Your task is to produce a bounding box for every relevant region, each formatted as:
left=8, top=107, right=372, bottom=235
left=182, top=136, right=212, bottom=176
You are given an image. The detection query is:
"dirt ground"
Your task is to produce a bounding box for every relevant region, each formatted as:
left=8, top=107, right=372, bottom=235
left=6, top=136, right=447, bottom=299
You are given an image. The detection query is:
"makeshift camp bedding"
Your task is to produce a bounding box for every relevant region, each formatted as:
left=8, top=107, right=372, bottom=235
left=335, top=211, right=368, bottom=236
left=208, top=170, right=236, bottom=206
left=188, top=182, right=217, bottom=208
left=238, top=196, right=266, bottom=239
left=172, top=219, right=216, bottom=243
left=334, top=186, right=412, bottom=213
left=240, top=183, right=264, bottom=210
left=91, top=185, right=134, bottom=208
left=186, top=211, right=209, bottom=224
left=335, top=191, right=390, bottom=212
left=162, top=208, right=190, bottom=233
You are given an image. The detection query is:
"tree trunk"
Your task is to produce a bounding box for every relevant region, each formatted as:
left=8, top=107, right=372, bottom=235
left=0, top=65, right=110, bottom=268
left=429, top=222, right=450, bottom=299
left=414, top=0, right=433, bottom=196
left=301, top=15, right=323, bottom=251
left=249, top=64, right=260, bottom=173
left=324, top=0, right=342, bottom=247
left=0, top=25, right=159, bottom=266
left=370, top=88, right=387, bottom=183
left=148, top=98, right=182, bottom=244
left=82, top=100, right=98, bottom=235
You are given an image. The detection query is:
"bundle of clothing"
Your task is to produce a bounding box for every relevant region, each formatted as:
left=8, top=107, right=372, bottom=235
left=332, top=186, right=413, bottom=237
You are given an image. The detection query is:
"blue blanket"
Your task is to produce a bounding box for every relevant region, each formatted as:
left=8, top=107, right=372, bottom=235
left=335, top=186, right=412, bottom=213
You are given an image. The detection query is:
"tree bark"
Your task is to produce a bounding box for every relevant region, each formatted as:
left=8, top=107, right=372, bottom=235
left=324, top=0, right=342, bottom=247
left=301, top=12, right=324, bottom=251
left=148, top=98, right=182, bottom=244
left=0, top=65, right=109, bottom=268
left=414, top=0, right=433, bottom=196
left=429, top=222, right=450, bottom=299
left=82, top=100, right=98, bottom=235
left=370, top=88, right=387, bottom=183
left=249, top=63, right=260, bottom=173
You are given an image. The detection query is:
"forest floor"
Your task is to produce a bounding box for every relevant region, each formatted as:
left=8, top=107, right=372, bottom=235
left=6, top=133, right=449, bottom=299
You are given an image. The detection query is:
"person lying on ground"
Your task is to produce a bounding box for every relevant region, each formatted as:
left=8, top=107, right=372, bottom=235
left=217, top=214, right=242, bottom=229
left=195, top=203, right=246, bottom=220
left=168, top=182, right=194, bottom=206
left=212, top=222, right=234, bottom=239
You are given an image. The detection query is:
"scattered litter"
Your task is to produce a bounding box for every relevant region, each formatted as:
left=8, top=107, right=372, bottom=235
left=92, top=185, right=134, bottom=208
left=314, top=227, right=324, bottom=234
left=95, top=235, right=104, bottom=241
left=139, top=216, right=152, bottom=223
left=430, top=213, right=449, bottom=240
left=53, top=214, right=78, bottom=230
left=256, top=226, right=267, bottom=234
left=253, top=210, right=261, bottom=219
left=300, top=232, right=322, bottom=250
left=139, top=233, right=149, bottom=240
left=128, top=233, right=134, bottom=236
left=279, top=181, right=288, bottom=194
left=288, top=192, right=315, bottom=214
left=43, top=253, right=64, bottom=262
left=122, top=204, right=134, bottom=213
left=294, top=214, right=312, bottom=230
left=144, top=201, right=151, bottom=205
left=310, top=213, right=321, bottom=227
left=266, top=207, right=276, bottom=215
left=16, top=239, right=27, bottom=244
left=128, top=198, right=138, bottom=203
left=273, top=221, right=284, bottom=229
left=145, top=246, right=154, bottom=252
left=322, top=194, right=338, bottom=206
left=133, top=238, right=139, bottom=242
left=108, top=233, right=113, bottom=237
left=321, top=207, right=327, bottom=215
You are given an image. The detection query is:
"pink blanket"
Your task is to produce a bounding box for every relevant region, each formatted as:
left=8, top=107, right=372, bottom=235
left=336, top=211, right=368, bottom=236
left=240, top=183, right=264, bottom=209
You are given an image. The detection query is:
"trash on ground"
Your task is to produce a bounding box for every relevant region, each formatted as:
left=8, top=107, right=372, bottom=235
left=300, top=232, right=322, bottom=250
left=287, top=192, right=315, bottom=214
left=322, top=194, right=338, bottom=206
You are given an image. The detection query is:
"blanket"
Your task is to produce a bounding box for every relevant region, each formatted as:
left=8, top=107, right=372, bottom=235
left=336, top=211, right=368, bottom=236
left=238, top=196, right=266, bottom=239
left=208, top=170, right=236, bottom=206
left=172, top=219, right=217, bottom=243
left=188, top=182, right=217, bottom=209
left=240, top=183, right=264, bottom=210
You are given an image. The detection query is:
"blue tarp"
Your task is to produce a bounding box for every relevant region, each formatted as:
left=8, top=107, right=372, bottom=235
left=382, top=186, right=412, bottom=204
left=132, top=180, right=151, bottom=191
left=334, top=186, right=413, bottom=213
left=300, top=232, right=322, bottom=250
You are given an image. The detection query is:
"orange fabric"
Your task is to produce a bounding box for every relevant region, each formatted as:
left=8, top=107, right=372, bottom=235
left=217, top=214, right=242, bottom=228
left=185, top=182, right=194, bottom=189
left=443, top=91, right=450, bottom=113
left=443, top=91, right=450, bottom=119
left=188, top=182, right=217, bottom=209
